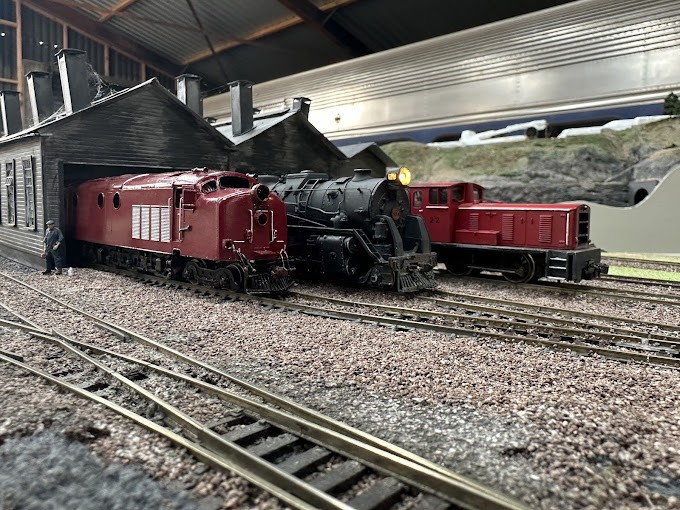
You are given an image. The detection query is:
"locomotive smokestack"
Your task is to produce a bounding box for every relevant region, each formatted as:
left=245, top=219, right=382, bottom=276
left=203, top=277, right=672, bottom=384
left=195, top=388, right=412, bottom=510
left=0, top=91, right=22, bottom=136
left=56, top=48, right=91, bottom=115
left=176, top=74, right=202, bottom=116
left=228, top=80, right=254, bottom=136
left=292, top=97, right=311, bottom=118
left=26, top=71, right=55, bottom=125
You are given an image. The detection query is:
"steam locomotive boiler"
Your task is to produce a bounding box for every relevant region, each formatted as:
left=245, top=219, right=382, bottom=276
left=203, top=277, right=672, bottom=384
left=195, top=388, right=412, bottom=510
left=69, top=169, right=294, bottom=293
left=265, top=168, right=437, bottom=292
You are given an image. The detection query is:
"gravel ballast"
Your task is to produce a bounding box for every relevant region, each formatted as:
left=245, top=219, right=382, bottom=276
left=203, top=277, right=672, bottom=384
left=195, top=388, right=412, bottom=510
left=0, top=258, right=679, bottom=509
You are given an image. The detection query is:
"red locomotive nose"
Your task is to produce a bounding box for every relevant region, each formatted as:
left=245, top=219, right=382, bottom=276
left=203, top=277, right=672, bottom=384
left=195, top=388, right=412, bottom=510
left=251, top=184, right=270, bottom=202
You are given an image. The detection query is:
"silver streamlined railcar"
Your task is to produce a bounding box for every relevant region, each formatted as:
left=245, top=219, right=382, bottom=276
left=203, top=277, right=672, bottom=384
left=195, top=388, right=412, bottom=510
left=204, top=0, right=680, bottom=145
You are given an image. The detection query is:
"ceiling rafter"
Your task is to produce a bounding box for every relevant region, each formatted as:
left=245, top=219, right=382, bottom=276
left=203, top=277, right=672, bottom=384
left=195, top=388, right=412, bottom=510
left=99, top=0, right=142, bottom=23
left=182, top=0, right=359, bottom=66
left=276, top=0, right=370, bottom=57
left=39, top=0, right=201, bottom=33
left=23, top=0, right=182, bottom=77
left=185, top=0, right=230, bottom=83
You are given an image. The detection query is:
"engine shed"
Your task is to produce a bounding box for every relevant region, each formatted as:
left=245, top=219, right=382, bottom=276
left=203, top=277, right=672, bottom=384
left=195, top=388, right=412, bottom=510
left=0, top=49, right=232, bottom=269
left=214, top=81, right=392, bottom=178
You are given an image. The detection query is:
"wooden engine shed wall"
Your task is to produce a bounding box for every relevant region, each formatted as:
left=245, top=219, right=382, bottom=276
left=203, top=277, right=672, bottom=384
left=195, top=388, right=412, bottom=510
left=0, top=137, right=45, bottom=267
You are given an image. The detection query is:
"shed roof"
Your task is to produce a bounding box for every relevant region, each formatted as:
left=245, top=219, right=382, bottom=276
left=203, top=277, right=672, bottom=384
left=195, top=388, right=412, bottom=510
left=0, top=78, right=231, bottom=148
left=336, top=142, right=396, bottom=167
left=215, top=106, right=346, bottom=159
left=28, top=0, right=576, bottom=88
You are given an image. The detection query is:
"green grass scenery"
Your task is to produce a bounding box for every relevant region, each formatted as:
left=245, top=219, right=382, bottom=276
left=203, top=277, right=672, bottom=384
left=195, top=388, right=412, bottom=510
left=606, top=252, right=680, bottom=263
left=608, top=266, right=680, bottom=282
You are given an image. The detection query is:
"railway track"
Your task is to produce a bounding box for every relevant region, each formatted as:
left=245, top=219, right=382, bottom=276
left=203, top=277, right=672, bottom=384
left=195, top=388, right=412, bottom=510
left=452, top=274, right=680, bottom=307
left=602, top=255, right=680, bottom=269
left=601, top=274, right=680, bottom=289
left=28, top=266, right=680, bottom=369
left=292, top=290, right=680, bottom=363
left=0, top=271, right=523, bottom=510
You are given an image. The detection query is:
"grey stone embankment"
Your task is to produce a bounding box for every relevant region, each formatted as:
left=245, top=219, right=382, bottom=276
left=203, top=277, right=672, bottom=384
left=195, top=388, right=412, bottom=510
left=382, top=118, right=680, bottom=206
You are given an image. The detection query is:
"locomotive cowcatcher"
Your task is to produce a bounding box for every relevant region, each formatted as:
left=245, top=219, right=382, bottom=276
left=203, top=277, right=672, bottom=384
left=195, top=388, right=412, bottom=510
left=265, top=168, right=437, bottom=292
left=68, top=169, right=294, bottom=293
left=409, top=182, right=607, bottom=283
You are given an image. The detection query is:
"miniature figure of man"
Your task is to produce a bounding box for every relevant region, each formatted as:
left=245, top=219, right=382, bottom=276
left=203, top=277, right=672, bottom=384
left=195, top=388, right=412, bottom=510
left=41, top=220, right=65, bottom=275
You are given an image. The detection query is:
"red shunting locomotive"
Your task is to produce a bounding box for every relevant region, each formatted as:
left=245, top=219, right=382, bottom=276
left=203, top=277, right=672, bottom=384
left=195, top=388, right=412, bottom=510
left=69, top=169, right=294, bottom=293
left=409, top=182, right=608, bottom=282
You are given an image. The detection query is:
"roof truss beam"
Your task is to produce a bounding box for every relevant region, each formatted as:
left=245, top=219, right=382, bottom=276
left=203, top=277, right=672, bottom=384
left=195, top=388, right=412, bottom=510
left=99, top=0, right=142, bottom=23
left=182, top=0, right=359, bottom=65
left=276, top=0, right=370, bottom=57
left=23, top=0, right=182, bottom=77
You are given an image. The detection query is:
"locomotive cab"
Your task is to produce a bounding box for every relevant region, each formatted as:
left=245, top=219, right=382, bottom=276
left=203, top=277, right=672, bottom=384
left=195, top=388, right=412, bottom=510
left=411, top=183, right=485, bottom=243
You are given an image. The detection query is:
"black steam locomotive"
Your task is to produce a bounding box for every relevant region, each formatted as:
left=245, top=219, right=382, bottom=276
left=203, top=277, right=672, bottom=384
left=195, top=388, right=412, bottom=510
left=263, top=168, right=437, bottom=292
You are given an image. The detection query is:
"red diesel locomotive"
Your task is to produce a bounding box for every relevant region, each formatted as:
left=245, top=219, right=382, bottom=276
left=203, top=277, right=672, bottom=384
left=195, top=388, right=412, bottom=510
left=68, top=169, right=294, bottom=293
left=409, top=182, right=607, bottom=282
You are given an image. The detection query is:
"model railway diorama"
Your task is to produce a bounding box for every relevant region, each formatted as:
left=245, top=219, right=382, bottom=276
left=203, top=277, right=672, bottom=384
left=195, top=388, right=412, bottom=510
left=2, top=3, right=680, bottom=507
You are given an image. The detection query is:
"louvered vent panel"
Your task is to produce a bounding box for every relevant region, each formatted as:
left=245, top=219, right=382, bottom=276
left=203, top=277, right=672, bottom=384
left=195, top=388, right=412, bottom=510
left=161, top=207, right=170, bottom=242
left=539, top=215, right=553, bottom=243
left=141, top=206, right=150, bottom=240
left=469, top=213, right=479, bottom=231
left=131, top=206, right=141, bottom=239
left=501, top=214, right=514, bottom=242
left=150, top=207, right=161, bottom=241
left=133, top=205, right=170, bottom=242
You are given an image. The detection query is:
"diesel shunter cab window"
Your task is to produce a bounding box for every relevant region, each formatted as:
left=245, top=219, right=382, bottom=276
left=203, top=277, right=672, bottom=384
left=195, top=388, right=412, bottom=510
left=452, top=185, right=464, bottom=202
left=413, top=191, right=423, bottom=208
left=428, top=188, right=448, bottom=205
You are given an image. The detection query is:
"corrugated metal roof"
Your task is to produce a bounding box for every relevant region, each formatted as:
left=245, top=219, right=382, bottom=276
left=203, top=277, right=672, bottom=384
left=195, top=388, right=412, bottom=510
left=63, top=0, right=576, bottom=87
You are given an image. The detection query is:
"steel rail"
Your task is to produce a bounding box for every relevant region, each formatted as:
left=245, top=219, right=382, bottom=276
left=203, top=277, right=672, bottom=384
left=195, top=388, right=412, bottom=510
left=11, top=267, right=678, bottom=372
left=54, top=332, right=522, bottom=509
left=0, top=351, right=318, bottom=510
left=432, top=289, right=680, bottom=334
left=531, top=281, right=680, bottom=305
left=603, top=256, right=680, bottom=269
left=0, top=270, right=521, bottom=509
left=455, top=274, right=680, bottom=306
left=418, top=295, right=680, bottom=351
left=42, top=332, right=381, bottom=510
left=601, top=274, right=680, bottom=289
left=291, top=291, right=680, bottom=351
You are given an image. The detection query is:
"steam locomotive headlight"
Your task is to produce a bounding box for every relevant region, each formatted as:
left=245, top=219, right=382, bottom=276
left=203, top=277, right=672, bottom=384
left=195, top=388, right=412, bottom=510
left=397, top=167, right=411, bottom=186
left=387, top=167, right=412, bottom=185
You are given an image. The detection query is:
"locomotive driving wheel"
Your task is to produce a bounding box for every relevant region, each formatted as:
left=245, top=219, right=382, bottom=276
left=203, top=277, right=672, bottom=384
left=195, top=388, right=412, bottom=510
left=503, top=254, right=536, bottom=283
left=226, top=264, right=245, bottom=292
left=183, top=260, right=202, bottom=285
left=214, top=268, right=236, bottom=290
